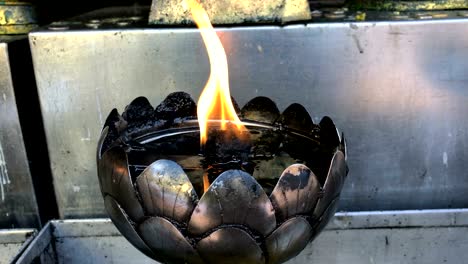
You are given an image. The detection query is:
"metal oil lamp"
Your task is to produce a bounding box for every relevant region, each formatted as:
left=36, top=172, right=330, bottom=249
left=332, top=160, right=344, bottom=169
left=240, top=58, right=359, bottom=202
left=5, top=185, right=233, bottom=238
left=97, top=92, right=348, bottom=264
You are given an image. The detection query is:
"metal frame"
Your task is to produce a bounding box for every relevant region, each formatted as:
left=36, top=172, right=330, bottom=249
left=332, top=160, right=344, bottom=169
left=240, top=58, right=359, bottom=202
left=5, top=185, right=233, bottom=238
left=0, top=229, right=36, bottom=263
left=17, top=209, right=468, bottom=263
left=29, top=18, right=468, bottom=218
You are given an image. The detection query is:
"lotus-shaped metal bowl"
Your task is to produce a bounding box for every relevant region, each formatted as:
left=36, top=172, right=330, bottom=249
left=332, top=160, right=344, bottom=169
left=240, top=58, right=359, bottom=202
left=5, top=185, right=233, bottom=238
left=97, top=93, right=348, bottom=264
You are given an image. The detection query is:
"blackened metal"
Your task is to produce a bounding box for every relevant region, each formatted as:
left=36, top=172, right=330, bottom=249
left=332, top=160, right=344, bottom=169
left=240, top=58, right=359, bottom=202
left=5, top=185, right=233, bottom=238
left=97, top=93, right=348, bottom=264
left=123, top=97, right=155, bottom=122
left=154, top=92, right=197, bottom=120
left=202, top=129, right=253, bottom=180
left=278, top=103, right=314, bottom=133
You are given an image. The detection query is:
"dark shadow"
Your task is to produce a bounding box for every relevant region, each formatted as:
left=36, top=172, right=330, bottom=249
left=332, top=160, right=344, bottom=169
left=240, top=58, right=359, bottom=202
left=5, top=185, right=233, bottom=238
left=8, top=38, right=60, bottom=225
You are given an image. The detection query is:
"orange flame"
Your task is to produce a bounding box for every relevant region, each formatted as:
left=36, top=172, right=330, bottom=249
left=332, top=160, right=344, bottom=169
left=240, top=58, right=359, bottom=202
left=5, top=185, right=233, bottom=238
left=188, top=0, right=245, bottom=145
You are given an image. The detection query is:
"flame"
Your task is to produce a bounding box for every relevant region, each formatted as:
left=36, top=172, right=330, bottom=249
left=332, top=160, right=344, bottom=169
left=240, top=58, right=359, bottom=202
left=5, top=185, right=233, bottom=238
left=188, top=0, right=245, bottom=145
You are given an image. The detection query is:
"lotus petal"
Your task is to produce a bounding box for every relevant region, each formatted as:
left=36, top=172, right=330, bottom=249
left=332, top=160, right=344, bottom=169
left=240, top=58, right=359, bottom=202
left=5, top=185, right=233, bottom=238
left=197, top=227, right=265, bottom=264
left=135, top=159, right=198, bottom=223
left=310, top=198, right=339, bottom=241
left=270, top=164, right=321, bottom=222
left=122, top=97, right=154, bottom=121
left=279, top=104, right=319, bottom=163
left=319, top=116, right=340, bottom=149
left=139, top=217, right=202, bottom=264
left=96, top=126, right=109, bottom=161
left=154, top=92, right=197, bottom=120
left=241, top=96, right=280, bottom=123
left=340, top=132, right=347, bottom=159
left=98, top=147, right=144, bottom=222
left=313, top=151, right=347, bottom=219
left=278, top=103, right=314, bottom=132
left=103, top=195, right=155, bottom=259
left=188, top=170, right=276, bottom=236
left=103, top=108, right=121, bottom=129
left=99, top=108, right=122, bottom=155
left=265, top=217, right=313, bottom=264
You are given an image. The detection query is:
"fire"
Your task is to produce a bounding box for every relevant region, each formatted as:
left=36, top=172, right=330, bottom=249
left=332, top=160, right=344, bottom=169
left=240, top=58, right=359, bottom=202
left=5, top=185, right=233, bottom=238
left=188, top=0, right=245, bottom=145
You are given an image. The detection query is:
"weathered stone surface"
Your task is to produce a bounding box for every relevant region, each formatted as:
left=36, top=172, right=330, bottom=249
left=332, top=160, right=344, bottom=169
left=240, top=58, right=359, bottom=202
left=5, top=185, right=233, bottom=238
left=149, top=0, right=311, bottom=25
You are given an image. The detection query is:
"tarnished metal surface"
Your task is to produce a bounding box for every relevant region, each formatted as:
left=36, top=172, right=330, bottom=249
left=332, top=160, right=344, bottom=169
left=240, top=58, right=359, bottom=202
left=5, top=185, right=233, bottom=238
left=270, top=164, right=321, bottom=221
left=98, top=148, right=145, bottom=221
left=0, top=229, right=36, bottom=263
left=266, top=217, right=313, bottom=264
left=135, top=160, right=197, bottom=223
left=29, top=18, right=468, bottom=219
left=96, top=94, right=348, bottom=263
left=187, top=170, right=277, bottom=237
left=0, top=38, right=40, bottom=228
left=18, top=209, right=468, bottom=263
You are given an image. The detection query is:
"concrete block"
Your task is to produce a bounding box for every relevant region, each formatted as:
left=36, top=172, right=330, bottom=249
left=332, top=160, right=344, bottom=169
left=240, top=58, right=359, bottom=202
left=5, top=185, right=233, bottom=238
left=149, top=0, right=311, bottom=24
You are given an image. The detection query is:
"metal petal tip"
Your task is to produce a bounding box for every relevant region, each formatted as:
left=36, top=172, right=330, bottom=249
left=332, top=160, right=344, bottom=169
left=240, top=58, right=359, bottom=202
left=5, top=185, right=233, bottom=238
left=139, top=217, right=202, bottom=264
left=341, top=133, right=347, bottom=160
left=266, top=217, right=313, bottom=264
left=98, top=147, right=144, bottom=222
left=197, top=227, right=265, bottom=264
left=270, top=164, right=321, bottom=222
left=278, top=103, right=314, bottom=132
left=103, top=195, right=155, bottom=259
left=319, top=116, right=340, bottom=149
left=96, top=126, right=109, bottom=161
left=154, top=91, right=197, bottom=120
left=313, top=151, right=347, bottom=219
left=135, top=159, right=198, bottom=223
left=100, top=108, right=123, bottom=155
left=241, top=96, right=280, bottom=124
left=103, top=108, right=121, bottom=133
left=123, top=96, right=154, bottom=122
left=188, top=170, right=276, bottom=237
